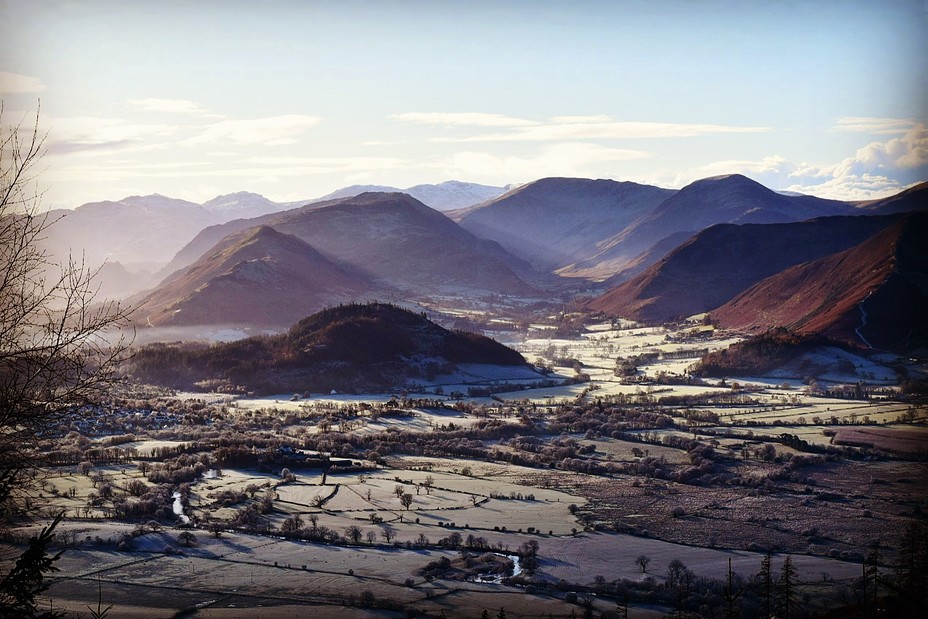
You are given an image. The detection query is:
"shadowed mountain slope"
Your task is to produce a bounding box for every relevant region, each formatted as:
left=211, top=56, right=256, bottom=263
left=588, top=214, right=907, bottom=323
left=126, top=303, right=529, bottom=393
left=132, top=226, right=376, bottom=327
left=455, top=177, right=675, bottom=271
left=713, top=211, right=928, bottom=352
left=561, top=174, right=855, bottom=280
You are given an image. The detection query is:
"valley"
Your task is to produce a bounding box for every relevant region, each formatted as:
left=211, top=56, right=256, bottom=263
left=3, top=173, right=927, bottom=618
left=16, top=311, right=927, bottom=618
left=4, top=3, right=927, bottom=616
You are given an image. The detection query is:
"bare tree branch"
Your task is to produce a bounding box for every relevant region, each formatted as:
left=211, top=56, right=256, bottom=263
left=0, top=103, right=132, bottom=520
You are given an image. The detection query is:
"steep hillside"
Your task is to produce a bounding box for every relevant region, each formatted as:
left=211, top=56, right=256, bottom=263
left=714, top=211, right=928, bottom=351
left=126, top=303, right=529, bottom=393
left=561, top=174, right=854, bottom=280
left=456, top=177, right=675, bottom=270
left=162, top=192, right=538, bottom=296
left=588, top=214, right=905, bottom=323
left=132, top=226, right=377, bottom=327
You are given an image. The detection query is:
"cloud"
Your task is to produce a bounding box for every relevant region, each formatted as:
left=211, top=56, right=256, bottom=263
left=791, top=123, right=928, bottom=183
left=128, top=98, right=223, bottom=118
left=0, top=72, right=46, bottom=94
left=244, top=155, right=407, bottom=174
left=851, top=123, right=928, bottom=170
left=50, top=155, right=407, bottom=184
left=434, top=142, right=651, bottom=184
left=390, top=112, right=535, bottom=127
left=183, top=114, right=322, bottom=146
left=831, top=116, right=916, bottom=135
left=783, top=173, right=913, bottom=201
left=631, top=156, right=799, bottom=191
left=650, top=125, right=928, bottom=200
left=45, top=116, right=178, bottom=155
left=393, top=111, right=772, bottom=142
left=443, top=121, right=773, bottom=142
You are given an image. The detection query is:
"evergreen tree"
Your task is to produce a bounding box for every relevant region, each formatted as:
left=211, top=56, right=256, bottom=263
left=778, top=556, right=798, bottom=619
left=755, top=552, right=773, bottom=619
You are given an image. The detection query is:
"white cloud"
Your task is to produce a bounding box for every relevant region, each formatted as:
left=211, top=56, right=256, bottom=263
left=0, top=72, right=46, bottom=94
left=445, top=121, right=772, bottom=142
left=128, top=98, right=223, bottom=118
left=831, top=116, right=916, bottom=135
left=50, top=155, right=407, bottom=185
left=783, top=173, right=911, bottom=201
left=851, top=123, right=928, bottom=170
left=45, top=116, right=179, bottom=155
left=244, top=155, right=406, bottom=174
left=788, top=123, right=928, bottom=195
left=390, top=112, right=535, bottom=127
left=182, top=114, right=322, bottom=146
left=434, top=142, right=651, bottom=184
left=632, top=126, right=928, bottom=200
left=393, top=111, right=772, bottom=142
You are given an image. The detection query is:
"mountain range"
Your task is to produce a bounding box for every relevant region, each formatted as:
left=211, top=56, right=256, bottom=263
left=41, top=181, right=509, bottom=298
left=453, top=177, right=675, bottom=271
left=555, top=174, right=856, bottom=280
left=52, top=173, right=927, bottom=352
left=156, top=192, right=536, bottom=303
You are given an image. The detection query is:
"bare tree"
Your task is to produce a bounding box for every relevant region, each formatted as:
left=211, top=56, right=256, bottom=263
left=400, top=493, right=413, bottom=510
left=177, top=531, right=197, bottom=547
left=0, top=104, right=131, bottom=518
left=345, top=525, right=363, bottom=544
left=0, top=105, right=131, bottom=611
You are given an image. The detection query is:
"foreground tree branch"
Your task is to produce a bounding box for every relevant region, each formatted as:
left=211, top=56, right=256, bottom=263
left=1, top=102, right=131, bottom=524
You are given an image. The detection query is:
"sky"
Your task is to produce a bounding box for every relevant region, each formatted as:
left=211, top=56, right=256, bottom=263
left=1, top=0, right=926, bottom=209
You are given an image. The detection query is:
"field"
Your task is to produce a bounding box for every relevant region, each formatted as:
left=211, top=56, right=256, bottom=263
left=7, top=318, right=926, bottom=617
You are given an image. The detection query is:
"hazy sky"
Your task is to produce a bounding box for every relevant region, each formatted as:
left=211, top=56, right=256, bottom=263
left=1, top=0, right=926, bottom=208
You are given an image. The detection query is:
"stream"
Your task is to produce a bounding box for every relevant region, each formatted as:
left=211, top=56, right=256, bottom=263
left=172, top=491, right=190, bottom=525
left=475, top=553, right=522, bottom=584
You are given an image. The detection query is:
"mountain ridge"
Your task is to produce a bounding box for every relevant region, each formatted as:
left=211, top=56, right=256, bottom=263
left=131, top=225, right=377, bottom=327
left=587, top=213, right=911, bottom=323
left=713, top=210, right=928, bottom=351
left=160, top=192, right=538, bottom=298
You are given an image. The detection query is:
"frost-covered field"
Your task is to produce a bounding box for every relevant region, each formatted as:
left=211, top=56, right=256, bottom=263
left=20, top=315, right=927, bottom=617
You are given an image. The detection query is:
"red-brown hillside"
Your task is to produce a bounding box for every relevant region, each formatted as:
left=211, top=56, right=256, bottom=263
left=714, top=211, right=928, bottom=351
left=587, top=214, right=905, bottom=323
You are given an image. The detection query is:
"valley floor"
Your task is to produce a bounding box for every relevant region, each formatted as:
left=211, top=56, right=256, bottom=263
left=11, top=318, right=927, bottom=617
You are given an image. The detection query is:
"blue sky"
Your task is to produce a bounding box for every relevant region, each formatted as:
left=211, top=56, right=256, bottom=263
left=1, top=0, right=926, bottom=208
